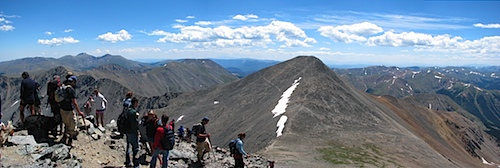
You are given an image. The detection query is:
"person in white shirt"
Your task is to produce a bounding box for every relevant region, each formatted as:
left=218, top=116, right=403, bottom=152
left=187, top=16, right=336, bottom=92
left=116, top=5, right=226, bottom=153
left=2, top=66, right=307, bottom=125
left=93, top=89, right=108, bottom=127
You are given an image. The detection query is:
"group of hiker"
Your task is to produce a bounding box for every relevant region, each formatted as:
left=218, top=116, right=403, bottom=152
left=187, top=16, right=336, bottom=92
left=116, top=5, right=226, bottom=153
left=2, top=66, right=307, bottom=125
left=18, top=71, right=83, bottom=146
left=14, top=71, right=252, bottom=168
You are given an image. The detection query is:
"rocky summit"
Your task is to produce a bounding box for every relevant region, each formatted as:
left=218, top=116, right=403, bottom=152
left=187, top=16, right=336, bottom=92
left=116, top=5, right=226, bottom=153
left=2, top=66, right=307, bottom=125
left=0, top=119, right=271, bottom=168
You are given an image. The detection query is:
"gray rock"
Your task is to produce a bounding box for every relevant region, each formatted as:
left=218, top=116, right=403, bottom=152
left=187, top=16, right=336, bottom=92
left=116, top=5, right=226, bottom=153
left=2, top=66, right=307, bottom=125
left=8, top=135, right=37, bottom=145
left=51, top=144, right=70, bottom=161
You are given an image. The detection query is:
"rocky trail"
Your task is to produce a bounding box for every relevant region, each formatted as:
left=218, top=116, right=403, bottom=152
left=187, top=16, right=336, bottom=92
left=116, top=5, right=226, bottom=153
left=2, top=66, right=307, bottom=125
left=0, top=118, right=271, bottom=168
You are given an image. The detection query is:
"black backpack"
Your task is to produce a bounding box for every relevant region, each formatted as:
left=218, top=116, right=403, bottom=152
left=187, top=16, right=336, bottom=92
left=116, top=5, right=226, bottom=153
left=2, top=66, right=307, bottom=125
left=192, top=123, right=202, bottom=136
left=160, top=125, right=175, bottom=150
left=117, top=108, right=130, bottom=134
left=228, top=139, right=239, bottom=154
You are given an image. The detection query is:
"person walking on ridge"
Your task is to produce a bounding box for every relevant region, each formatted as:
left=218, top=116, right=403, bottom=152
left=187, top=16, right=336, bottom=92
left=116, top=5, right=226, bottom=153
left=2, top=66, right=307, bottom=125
left=232, top=132, right=251, bottom=168
left=192, top=117, right=211, bottom=164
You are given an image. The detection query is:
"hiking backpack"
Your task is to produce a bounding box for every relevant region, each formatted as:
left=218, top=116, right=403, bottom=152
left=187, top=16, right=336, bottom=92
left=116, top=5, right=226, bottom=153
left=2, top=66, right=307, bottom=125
left=228, top=139, right=239, bottom=154
left=54, top=85, right=71, bottom=103
left=117, top=109, right=130, bottom=134
left=192, top=123, right=202, bottom=137
left=160, top=125, right=175, bottom=150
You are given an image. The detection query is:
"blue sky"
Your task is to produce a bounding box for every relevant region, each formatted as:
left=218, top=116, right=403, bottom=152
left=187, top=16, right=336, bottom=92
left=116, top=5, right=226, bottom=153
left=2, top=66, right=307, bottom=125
left=0, top=0, right=499, bottom=66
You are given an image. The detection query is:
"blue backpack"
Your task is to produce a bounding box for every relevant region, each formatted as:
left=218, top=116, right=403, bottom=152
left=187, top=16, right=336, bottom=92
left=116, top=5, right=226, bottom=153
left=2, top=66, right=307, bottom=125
left=160, top=125, right=175, bottom=150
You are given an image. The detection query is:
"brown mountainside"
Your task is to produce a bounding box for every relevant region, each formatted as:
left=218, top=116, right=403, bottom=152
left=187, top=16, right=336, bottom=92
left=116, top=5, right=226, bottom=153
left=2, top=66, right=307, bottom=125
left=154, top=56, right=500, bottom=167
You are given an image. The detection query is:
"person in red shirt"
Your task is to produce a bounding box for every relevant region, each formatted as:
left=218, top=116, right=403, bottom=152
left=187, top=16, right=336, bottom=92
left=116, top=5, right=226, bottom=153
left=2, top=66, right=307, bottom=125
left=150, top=114, right=171, bottom=168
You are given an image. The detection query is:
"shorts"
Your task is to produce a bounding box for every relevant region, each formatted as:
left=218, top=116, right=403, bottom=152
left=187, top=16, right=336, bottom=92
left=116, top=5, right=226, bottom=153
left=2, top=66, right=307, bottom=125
left=60, top=109, right=77, bottom=137
left=20, top=99, right=34, bottom=106
left=147, top=137, right=154, bottom=143
left=96, top=109, right=105, bottom=114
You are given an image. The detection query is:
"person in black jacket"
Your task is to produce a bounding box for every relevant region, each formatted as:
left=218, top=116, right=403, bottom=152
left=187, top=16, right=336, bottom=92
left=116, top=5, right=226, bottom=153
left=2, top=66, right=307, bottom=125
left=19, top=72, right=36, bottom=124
left=124, top=97, right=140, bottom=168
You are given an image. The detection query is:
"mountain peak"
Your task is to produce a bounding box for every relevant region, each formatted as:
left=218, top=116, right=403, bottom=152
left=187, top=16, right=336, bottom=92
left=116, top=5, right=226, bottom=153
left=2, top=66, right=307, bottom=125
left=77, top=52, right=91, bottom=56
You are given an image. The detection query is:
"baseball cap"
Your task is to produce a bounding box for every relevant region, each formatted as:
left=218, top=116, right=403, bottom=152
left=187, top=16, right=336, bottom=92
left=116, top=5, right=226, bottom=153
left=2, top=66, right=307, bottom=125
left=202, top=117, right=209, bottom=121
left=68, top=75, right=77, bottom=81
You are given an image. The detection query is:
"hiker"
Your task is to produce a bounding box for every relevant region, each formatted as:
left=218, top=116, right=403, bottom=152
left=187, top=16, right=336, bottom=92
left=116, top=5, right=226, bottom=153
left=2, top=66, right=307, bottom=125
left=150, top=114, right=172, bottom=168
left=193, top=117, right=211, bottom=163
left=59, top=75, right=84, bottom=146
left=47, top=75, right=62, bottom=135
left=178, top=125, right=185, bottom=141
left=33, top=82, right=42, bottom=115
left=144, top=110, right=161, bottom=156
left=19, top=72, right=36, bottom=124
left=123, top=91, right=133, bottom=109
left=93, top=89, right=107, bottom=127
left=232, top=132, right=251, bottom=168
left=124, top=97, right=140, bottom=168
left=65, top=71, right=73, bottom=80
left=169, top=119, right=175, bottom=130
left=185, top=127, right=192, bottom=143
left=83, top=96, right=93, bottom=117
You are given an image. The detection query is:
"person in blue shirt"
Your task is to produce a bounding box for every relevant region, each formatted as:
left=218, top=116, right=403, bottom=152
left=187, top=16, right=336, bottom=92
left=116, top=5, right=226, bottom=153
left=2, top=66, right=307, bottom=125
left=233, top=132, right=251, bottom=168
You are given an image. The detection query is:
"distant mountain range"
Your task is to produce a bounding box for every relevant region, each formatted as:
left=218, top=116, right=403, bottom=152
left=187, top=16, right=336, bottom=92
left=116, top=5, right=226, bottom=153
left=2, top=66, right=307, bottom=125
left=0, top=53, right=280, bottom=78
left=334, top=66, right=500, bottom=142
left=154, top=56, right=500, bottom=167
left=1, top=54, right=500, bottom=167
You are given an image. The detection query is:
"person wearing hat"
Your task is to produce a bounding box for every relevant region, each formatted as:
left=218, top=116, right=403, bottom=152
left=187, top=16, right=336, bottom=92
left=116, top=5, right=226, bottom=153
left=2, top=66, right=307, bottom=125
left=59, top=75, right=84, bottom=146
left=192, top=117, right=211, bottom=164
left=19, top=72, right=36, bottom=124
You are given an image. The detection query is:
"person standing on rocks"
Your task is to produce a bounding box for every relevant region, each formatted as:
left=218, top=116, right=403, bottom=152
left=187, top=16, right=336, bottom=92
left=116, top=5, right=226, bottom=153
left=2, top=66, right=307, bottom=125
left=92, top=89, right=107, bottom=127
left=193, top=117, right=211, bottom=164
left=144, top=110, right=160, bottom=156
left=59, top=76, right=84, bottom=146
left=83, top=96, right=93, bottom=117
left=124, top=97, right=140, bottom=168
left=19, top=72, right=36, bottom=124
left=122, top=91, right=133, bottom=109
left=233, top=132, right=251, bottom=168
left=46, top=75, right=62, bottom=134
left=150, top=114, right=171, bottom=168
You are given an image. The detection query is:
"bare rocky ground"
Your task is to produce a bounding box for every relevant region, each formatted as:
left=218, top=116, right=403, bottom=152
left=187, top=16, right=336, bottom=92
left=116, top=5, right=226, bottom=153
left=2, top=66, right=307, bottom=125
left=0, top=120, right=270, bottom=168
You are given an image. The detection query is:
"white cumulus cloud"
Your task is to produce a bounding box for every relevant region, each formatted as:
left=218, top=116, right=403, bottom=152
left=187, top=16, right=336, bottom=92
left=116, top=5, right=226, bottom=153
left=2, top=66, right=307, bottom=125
left=0, top=25, right=14, bottom=31
left=473, top=23, right=500, bottom=28
left=149, top=20, right=315, bottom=48
left=366, top=31, right=462, bottom=47
left=195, top=21, right=212, bottom=26
left=367, top=30, right=500, bottom=56
left=232, top=14, right=259, bottom=21
left=175, top=19, right=188, bottom=23
left=38, top=37, right=79, bottom=46
left=97, top=29, right=132, bottom=43
left=64, top=29, right=73, bottom=33
left=45, top=31, right=53, bottom=35
left=318, top=22, right=383, bottom=43
left=119, top=47, right=161, bottom=53
left=186, top=16, right=195, bottom=19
